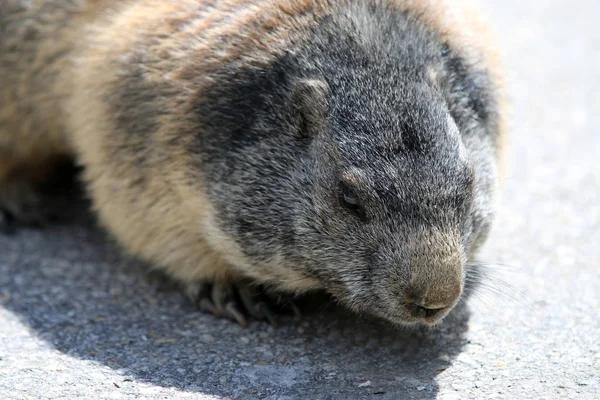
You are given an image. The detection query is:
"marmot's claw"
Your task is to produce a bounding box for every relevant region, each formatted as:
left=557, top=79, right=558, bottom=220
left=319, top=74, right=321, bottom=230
left=186, top=280, right=300, bottom=328
left=256, top=302, right=278, bottom=327
left=267, top=292, right=303, bottom=321
left=236, top=284, right=279, bottom=327
left=186, top=281, right=249, bottom=327
left=225, top=302, right=249, bottom=328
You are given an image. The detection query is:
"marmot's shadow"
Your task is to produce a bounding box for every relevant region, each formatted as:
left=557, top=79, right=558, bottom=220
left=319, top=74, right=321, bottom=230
left=0, top=194, right=471, bottom=400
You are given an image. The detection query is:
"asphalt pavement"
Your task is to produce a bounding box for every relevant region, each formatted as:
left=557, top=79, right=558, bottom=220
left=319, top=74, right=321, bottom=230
left=0, top=0, right=598, bottom=399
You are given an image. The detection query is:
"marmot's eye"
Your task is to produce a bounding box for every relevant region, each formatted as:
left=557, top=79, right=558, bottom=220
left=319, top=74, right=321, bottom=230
left=339, top=182, right=363, bottom=218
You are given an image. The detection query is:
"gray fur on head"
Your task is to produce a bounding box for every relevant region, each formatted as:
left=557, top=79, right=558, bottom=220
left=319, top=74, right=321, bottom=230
left=192, top=1, right=500, bottom=325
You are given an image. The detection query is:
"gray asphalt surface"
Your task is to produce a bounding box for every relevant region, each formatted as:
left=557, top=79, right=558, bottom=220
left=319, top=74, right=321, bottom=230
left=1, top=1, right=599, bottom=399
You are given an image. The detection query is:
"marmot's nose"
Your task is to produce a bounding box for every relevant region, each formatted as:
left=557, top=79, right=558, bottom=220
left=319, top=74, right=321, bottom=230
left=403, top=281, right=462, bottom=322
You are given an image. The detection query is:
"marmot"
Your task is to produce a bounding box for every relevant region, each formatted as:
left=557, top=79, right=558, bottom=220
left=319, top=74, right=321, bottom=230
left=0, top=0, right=505, bottom=327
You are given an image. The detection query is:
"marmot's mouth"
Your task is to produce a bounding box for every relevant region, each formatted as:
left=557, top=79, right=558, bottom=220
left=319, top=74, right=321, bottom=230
left=370, top=294, right=458, bottom=327
left=387, top=308, right=453, bottom=327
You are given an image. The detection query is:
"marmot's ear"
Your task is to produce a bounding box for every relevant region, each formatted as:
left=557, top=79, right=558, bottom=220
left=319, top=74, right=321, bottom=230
left=292, top=79, right=331, bottom=137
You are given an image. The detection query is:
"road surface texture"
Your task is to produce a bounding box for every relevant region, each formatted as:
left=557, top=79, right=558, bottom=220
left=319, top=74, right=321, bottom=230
left=1, top=0, right=598, bottom=399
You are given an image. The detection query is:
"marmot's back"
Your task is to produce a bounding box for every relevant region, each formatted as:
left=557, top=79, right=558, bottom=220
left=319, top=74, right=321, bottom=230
left=0, top=1, right=90, bottom=167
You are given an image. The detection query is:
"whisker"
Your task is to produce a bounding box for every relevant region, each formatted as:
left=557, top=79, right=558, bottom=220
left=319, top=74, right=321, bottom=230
left=463, top=295, right=492, bottom=324
left=470, top=270, right=532, bottom=300
left=462, top=260, right=540, bottom=317
left=466, top=261, right=531, bottom=275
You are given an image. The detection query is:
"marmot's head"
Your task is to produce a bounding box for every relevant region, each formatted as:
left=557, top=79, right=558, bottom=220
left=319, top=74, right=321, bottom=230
left=192, top=7, right=499, bottom=326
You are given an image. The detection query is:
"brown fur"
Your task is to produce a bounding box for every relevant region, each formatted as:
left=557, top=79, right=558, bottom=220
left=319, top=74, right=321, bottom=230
left=0, top=0, right=505, bottom=295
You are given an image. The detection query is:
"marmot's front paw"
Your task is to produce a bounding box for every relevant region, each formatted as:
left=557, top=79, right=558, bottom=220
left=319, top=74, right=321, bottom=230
left=0, top=180, right=74, bottom=234
left=0, top=181, right=49, bottom=233
left=185, top=280, right=301, bottom=328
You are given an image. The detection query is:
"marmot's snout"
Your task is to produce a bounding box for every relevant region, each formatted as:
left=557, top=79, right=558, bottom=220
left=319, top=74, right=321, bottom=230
left=371, top=231, right=465, bottom=326
left=402, top=264, right=463, bottom=324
